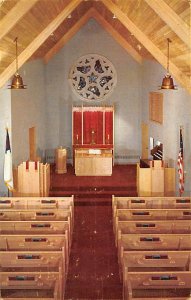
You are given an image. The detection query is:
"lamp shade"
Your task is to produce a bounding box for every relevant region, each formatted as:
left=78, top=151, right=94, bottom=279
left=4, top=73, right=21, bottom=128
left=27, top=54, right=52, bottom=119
left=159, top=74, right=177, bottom=90
left=8, top=73, right=26, bottom=89
left=8, top=37, right=27, bottom=89
left=159, top=38, right=177, bottom=90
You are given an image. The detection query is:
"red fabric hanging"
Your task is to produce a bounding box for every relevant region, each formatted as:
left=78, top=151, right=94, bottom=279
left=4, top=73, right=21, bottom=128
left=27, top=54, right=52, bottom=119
left=83, top=111, right=103, bottom=144
left=73, top=111, right=82, bottom=144
left=105, top=111, right=113, bottom=144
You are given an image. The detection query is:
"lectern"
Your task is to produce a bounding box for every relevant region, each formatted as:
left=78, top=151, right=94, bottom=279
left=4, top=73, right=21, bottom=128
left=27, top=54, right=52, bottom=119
left=55, top=147, right=67, bottom=174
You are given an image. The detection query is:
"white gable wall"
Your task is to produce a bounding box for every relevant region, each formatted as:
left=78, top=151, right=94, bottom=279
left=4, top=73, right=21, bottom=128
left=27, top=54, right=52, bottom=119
left=142, top=60, right=191, bottom=193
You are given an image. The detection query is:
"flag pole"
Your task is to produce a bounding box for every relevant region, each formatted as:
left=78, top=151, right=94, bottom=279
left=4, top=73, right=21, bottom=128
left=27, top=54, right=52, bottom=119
left=178, top=125, right=184, bottom=196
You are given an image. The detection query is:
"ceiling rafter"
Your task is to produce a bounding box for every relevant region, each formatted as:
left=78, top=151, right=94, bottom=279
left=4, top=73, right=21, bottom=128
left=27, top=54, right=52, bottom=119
left=44, top=8, right=94, bottom=63
left=0, top=0, right=38, bottom=41
left=144, top=0, right=190, bottom=47
left=102, top=0, right=191, bottom=94
left=92, top=8, right=143, bottom=64
left=44, top=7, right=142, bottom=64
left=0, top=0, right=83, bottom=89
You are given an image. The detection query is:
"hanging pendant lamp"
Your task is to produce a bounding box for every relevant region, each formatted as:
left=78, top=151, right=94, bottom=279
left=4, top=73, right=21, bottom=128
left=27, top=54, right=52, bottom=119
left=8, top=37, right=26, bottom=89
left=159, top=38, right=177, bottom=90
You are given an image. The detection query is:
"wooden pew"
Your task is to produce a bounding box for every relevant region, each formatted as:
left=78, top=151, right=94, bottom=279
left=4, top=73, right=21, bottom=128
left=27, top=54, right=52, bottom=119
left=120, top=250, right=191, bottom=272
left=0, top=198, right=28, bottom=209
left=0, top=196, right=74, bottom=240
left=113, top=196, right=191, bottom=299
left=114, top=208, right=191, bottom=221
left=0, top=208, right=72, bottom=222
left=0, top=220, right=70, bottom=235
left=0, top=196, right=74, bottom=299
left=123, top=270, right=191, bottom=300
left=112, top=196, right=191, bottom=210
left=0, top=234, right=69, bottom=274
left=0, top=196, right=74, bottom=211
left=118, top=232, right=191, bottom=252
left=0, top=234, right=67, bottom=250
left=0, top=250, right=65, bottom=272
left=0, top=271, right=63, bottom=300
left=115, top=219, right=191, bottom=237
left=0, top=197, right=74, bottom=222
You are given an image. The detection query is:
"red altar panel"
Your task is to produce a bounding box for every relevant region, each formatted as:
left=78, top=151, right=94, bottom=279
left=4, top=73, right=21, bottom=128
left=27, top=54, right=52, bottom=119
left=105, top=111, right=113, bottom=144
left=72, top=106, right=114, bottom=148
left=83, top=111, right=103, bottom=144
left=73, top=111, right=82, bottom=144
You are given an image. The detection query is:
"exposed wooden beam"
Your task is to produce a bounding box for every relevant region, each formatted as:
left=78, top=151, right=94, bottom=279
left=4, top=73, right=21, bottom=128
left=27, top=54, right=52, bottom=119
left=44, top=7, right=142, bottom=64
left=0, top=0, right=38, bottom=41
left=144, top=0, right=190, bottom=48
left=0, top=0, right=83, bottom=88
left=102, top=0, right=191, bottom=94
left=44, top=8, right=94, bottom=63
left=93, top=9, right=143, bottom=64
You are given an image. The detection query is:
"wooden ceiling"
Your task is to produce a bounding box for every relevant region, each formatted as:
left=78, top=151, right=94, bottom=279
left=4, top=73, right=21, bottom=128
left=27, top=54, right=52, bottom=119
left=0, top=0, right=190, bottom=94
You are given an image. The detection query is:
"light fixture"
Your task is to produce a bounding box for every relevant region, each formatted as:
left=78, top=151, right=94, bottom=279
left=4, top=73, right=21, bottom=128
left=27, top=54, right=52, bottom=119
left=8, top=37, right=26, bottom=89
left=159, top=38, right=177, bottom=90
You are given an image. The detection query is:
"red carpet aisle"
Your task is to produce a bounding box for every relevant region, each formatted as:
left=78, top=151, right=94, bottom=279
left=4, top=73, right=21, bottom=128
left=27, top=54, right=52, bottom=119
left=64, top=198, right=123, bottom=300
left=50, top=164, right=137, bottom=299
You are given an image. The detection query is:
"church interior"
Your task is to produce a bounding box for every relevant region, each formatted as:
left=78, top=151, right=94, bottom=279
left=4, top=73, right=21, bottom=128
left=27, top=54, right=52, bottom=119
left=0, top=0, right=191, bottom=299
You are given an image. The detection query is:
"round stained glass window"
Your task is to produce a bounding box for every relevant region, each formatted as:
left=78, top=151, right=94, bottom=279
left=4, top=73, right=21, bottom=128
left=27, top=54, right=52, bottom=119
left=69, top=54, right=117, bottom=101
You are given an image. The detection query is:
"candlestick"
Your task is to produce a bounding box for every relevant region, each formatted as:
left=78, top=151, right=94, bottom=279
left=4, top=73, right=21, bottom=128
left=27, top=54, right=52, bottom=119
left=107, top=134, right=110, bottom=144
left=91, top=129, right=96, bottom=144
left=76, top=134, right=79, bottom=144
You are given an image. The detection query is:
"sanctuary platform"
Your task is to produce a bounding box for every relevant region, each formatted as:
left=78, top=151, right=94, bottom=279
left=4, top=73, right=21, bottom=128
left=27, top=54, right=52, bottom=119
left=49, top=163, right=137, bottom=198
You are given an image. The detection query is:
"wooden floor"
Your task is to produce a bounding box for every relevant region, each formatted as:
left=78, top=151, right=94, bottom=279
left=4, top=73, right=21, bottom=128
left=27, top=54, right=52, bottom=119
left=50, top=164, right=137, bottom=299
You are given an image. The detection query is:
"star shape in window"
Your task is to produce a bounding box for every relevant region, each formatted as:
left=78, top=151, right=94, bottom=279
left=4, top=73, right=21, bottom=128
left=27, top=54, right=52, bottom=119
left=88, top=72, right=98, bottom=84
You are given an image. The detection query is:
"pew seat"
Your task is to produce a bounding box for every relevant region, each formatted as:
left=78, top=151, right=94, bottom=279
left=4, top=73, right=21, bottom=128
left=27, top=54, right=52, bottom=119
left=123, top=271, right=191, bottom=300
left=0, top=251, right=65, bottom=272
left=0, top=197, right=74, bottom=210
left=0, top=220, right=70, bottom=235
left=112, top=196, right=191, bottom=210
left=118, top=232, right=191, bottom=251
left=114, top=208, right=191, bottom=221
left=0, top=234, right=68, bottom=250
left=120, top=250, right=191, bottom=272
left=115, top=220, right=191, bottom=238
left=0, top=271, right=63, bottom=300
left=0, top=209, right=72, bottom=221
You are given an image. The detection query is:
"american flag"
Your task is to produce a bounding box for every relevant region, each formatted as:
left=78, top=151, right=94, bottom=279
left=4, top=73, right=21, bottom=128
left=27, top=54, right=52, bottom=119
left=177, top=127, right=184, bottom=196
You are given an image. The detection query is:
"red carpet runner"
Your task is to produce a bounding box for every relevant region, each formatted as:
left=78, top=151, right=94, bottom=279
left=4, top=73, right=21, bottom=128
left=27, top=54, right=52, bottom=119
left=64, top=198, right=123, bottom=299
left=50, top=164, right=137, bottom=299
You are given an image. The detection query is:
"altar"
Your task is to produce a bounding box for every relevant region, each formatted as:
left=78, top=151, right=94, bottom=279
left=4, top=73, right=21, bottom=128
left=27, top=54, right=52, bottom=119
left=72, top=106, right=114, bottom=176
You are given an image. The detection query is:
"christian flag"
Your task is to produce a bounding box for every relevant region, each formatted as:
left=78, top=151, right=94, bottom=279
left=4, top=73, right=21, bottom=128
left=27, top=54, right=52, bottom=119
left=177, top=127, right=184, bottom=196
left=4, top=128, right=14, bottom=191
